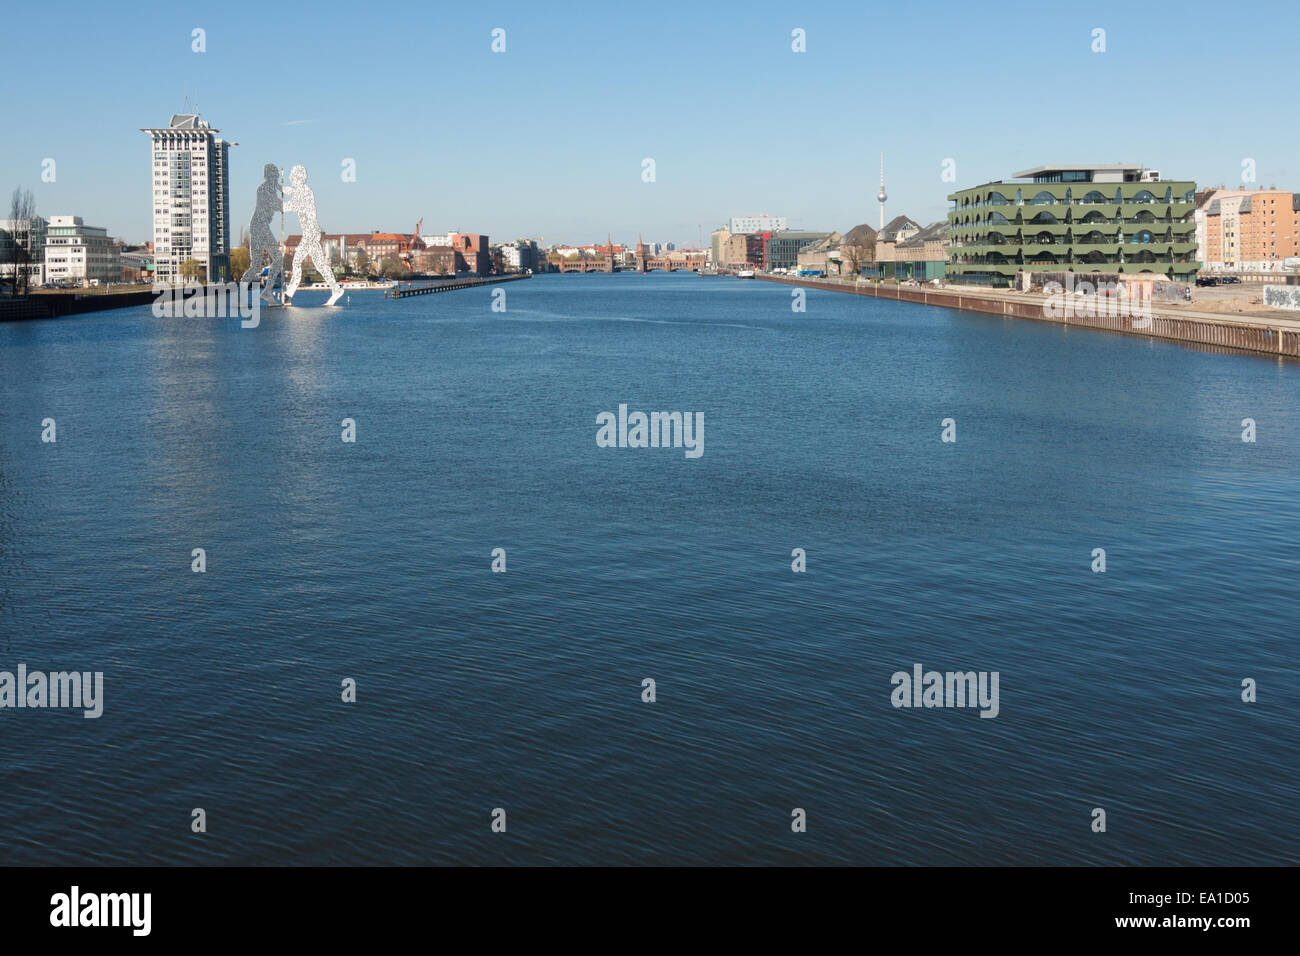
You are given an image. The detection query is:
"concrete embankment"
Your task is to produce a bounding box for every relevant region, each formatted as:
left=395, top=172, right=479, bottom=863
left=0, top=289, right=157, bottom=322
left=759, top=275, right=1300, bottom=359
left=0, top=273, right=533, bottom=319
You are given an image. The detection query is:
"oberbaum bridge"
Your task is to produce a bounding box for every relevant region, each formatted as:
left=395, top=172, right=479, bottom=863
left=552, top=238, right=710, bottom=273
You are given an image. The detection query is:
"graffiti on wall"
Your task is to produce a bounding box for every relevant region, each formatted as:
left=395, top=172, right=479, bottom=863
left=1263, top=285, right=1300, bottom=311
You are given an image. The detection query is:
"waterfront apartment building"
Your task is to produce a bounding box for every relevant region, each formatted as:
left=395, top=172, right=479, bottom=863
left=878, top=215, right=921, bottom=245
left=495, top=241, right=521, bottom=272
left=1193, top=188, right=1229, bottom=268
left=730, top=214, right=786, bottom=234
left=722, top=233, right=750, bottom=266
left=1201, top=189, right=1300, bottom=273
left=499, top=241, right=524, bottom=271
left=710, top=227, right=731, bottom=265
left=795, top=232, right=841, bottom=274
left=871, top=221, right=949, bottom=281
left=141, top=114, right=233, bottom=283
left=409, top=245, right=455, bottom=275
left=766, top=231, right=830, bottom=270
left=416, top=233, right=490, bottom=274
left=283, top=230, right=489, bottom=275
left=120, top=249, right=154, bottom=283
left=43, top=215, right=121, bottom=285
left=0, top=215, right=48, bottom=289
left=947, top=164, right=1197, bottom=286
left=285, top=232, right=368, bottom=272
left=839, top=223, right=878, bottom=273
left=450, top=234, right=490, bottom=274
left=363, top=233, right=411, bottom=267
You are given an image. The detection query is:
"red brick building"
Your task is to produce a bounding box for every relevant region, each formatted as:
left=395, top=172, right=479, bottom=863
left=409, top=245, right=455, bottom=275
left=282, top=229, right=491, bottom=276
left=449, top=234, right=490, bottom=275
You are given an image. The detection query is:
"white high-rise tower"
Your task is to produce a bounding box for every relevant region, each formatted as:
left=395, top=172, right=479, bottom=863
left=141, top=113, right=235, bottom=283
left=876, top=152, right=888, bottom=231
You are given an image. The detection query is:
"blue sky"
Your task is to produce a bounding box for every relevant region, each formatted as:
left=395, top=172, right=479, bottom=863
left=4, top=0, right=1298, bottom=246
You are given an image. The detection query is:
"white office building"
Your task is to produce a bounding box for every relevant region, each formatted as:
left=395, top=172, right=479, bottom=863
left=0, top=216, right=48, bottom=288
left=43, top=215, right=120, bottom=285
left=497, top=242, right=522, bottom=270
left=729, top=214, right=787, bottom=234
left=141, top=113, right=233, bottom=283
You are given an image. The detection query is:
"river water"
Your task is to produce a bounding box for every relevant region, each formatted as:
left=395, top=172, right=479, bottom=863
left=0, top=272, right=1296, bottom=864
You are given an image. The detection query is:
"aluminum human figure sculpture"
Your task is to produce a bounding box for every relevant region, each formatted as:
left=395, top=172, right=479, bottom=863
left=242, top=163, right=283, bottom=304
left=283, top=164, right=343, bottom=306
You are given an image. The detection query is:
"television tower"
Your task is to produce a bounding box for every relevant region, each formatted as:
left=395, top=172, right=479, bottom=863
left=876, top=152, right=888, bottom=232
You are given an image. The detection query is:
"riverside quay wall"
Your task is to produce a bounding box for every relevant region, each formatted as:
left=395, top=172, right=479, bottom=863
left=0, top=289, right=157, bottom=321
left=758, top=275, right=1300, bottom=359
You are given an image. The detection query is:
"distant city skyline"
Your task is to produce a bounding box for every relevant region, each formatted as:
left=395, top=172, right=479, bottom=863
left=4, top=0, right=1298, bottom=246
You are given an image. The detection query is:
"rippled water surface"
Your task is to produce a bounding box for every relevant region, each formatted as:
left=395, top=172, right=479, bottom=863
left=1, top=273, right=1297, bottom=864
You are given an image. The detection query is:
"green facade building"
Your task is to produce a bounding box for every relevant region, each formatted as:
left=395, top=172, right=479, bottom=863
left=947, top=164, right=1197, bottom=286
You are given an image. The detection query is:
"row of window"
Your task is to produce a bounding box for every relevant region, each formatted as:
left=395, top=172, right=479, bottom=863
left=956, top=189, right=1196, bottom=207
left=953, top=252, right=1194, bottom=264
left=960, top=231, right=1188, bottom=242
left=956, top=212, right=1192, bottom=226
